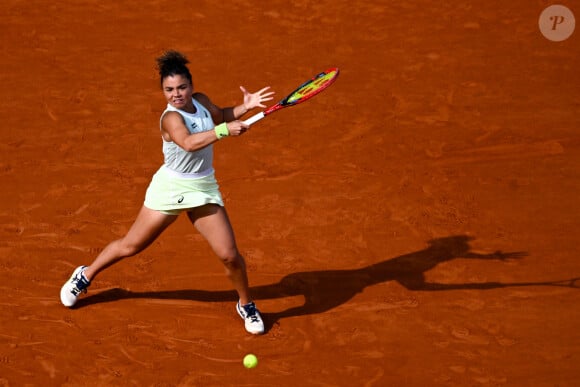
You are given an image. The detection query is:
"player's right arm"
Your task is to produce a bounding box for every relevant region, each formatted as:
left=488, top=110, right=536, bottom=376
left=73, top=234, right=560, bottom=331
left=161, top=111, right=248, bottom=152
left=161, top=111, right=219, bottom=151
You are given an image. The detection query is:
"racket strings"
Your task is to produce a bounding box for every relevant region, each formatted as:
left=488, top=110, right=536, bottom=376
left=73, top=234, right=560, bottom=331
left=288, top=71, right=338, bottom=104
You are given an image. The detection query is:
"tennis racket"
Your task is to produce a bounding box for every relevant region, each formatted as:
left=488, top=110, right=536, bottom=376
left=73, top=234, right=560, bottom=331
left=243, top=67, right=340, bottom=126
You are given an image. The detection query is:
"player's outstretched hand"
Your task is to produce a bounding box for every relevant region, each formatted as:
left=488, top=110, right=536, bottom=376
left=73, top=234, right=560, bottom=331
left=240, top=86, right=275, bottom=111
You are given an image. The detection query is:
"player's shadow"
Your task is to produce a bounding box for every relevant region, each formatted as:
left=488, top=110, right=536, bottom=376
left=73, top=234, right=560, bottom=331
left=75, top=235, right=579, bottom=331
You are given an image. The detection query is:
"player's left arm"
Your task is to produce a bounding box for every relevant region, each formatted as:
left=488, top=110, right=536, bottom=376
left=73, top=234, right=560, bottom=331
left=195, top=88, right=274, bottom=124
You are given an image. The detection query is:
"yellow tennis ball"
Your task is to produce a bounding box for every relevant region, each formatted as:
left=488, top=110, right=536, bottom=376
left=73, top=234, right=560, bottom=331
left=243, top=354, right=258, bottom=369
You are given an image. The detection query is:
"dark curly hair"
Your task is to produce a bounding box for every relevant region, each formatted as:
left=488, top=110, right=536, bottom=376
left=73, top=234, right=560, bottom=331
left=156, top=50, right=192, bottom=87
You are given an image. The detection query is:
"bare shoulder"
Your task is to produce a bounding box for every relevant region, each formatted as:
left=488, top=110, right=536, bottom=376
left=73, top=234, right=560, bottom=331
left=193, top=92, right=213, bottom=108
left=161, top=110, right=186, bottom=129
left=194, top=92, right=220, bottom=111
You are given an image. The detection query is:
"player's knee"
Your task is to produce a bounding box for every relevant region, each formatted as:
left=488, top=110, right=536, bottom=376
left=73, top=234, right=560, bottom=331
left=117, top=239, right=144, bottom=258
left=218, top=248, right=243, bottom=267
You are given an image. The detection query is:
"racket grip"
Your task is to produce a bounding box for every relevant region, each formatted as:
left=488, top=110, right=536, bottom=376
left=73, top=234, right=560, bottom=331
left=242, top=112, right=265, bottom=126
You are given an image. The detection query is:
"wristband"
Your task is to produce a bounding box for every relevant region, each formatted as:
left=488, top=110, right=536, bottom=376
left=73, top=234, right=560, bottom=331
left=214, top=123, right=229, bottom=139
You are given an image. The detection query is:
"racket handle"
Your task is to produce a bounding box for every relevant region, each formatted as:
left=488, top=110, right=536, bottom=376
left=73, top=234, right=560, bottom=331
left=243, top=112, right=265, bottom=126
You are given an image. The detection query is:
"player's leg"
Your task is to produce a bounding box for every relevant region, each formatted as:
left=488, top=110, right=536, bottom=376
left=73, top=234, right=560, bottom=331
left=187, top=204, right=264, bottom=334
left=60, top=206, right=178, bottom=307
left=186, top=204, right=250, bottom=303
left=83, top=206, right=178, bottom=279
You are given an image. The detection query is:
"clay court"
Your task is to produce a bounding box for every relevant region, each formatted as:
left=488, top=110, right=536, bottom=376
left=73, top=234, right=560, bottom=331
left=1, top=0, right=579, bottom=385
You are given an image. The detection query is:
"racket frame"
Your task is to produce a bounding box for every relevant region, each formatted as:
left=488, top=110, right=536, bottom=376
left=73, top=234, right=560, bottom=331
left=243, top=67, right=339, bottom=126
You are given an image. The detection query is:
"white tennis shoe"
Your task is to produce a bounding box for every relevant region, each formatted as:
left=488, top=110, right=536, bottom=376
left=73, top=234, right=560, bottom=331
left=60, top=266, right=91, bottom=307
left=236, top=301, right=265, bottom=335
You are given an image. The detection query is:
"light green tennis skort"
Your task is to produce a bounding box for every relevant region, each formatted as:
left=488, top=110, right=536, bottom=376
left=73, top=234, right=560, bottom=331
left=144, top=166, right=224, bottom=215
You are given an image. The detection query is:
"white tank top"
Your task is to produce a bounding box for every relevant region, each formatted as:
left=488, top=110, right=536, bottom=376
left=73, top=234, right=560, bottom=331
left=160, top=98, right=215, bottom=174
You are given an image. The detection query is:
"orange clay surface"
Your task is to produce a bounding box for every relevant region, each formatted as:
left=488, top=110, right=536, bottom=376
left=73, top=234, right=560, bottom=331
left=1, top=1, right=579, bottom=386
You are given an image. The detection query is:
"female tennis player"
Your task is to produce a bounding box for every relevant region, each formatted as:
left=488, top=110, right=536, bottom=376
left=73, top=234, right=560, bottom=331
left=60, top=50, right=274, bottom=335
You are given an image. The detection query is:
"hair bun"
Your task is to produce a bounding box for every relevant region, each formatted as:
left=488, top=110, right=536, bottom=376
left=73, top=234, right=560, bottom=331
left=156, top=50, right=192, bottom=85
